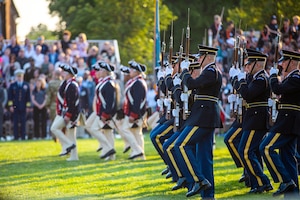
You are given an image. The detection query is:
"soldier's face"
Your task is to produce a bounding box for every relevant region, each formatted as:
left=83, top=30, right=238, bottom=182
left=16, top=74, right=23, bottom=82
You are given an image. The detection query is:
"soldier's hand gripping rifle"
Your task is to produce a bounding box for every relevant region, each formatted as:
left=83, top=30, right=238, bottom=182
left=166, top=21, right=173, bottom=120
left=182, top=8, right=190, bottom=120
left=173, top=28, right=184, bottom=132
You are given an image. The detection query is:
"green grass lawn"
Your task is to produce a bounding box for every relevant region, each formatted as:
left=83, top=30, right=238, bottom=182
left=0, top=133, right=287, bottom=200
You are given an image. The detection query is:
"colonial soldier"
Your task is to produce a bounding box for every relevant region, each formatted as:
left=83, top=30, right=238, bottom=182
left=260, top=50, right=300, bottom=197
left=230, top=51, right=272, bottom=193
left=173, top=45, right=222, bottom=199
left=88, top=61, right=119, bottom=160
left=122, top=60, right=147, bottom=160
left=7, top=69, right=31, bottom=140
left=50, top=64, right=79, bottom=161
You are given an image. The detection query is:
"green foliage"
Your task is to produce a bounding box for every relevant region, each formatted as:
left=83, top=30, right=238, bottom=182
left=26, top=24, right=58, bottom=40
left=0, top=135, right=280, bottom=199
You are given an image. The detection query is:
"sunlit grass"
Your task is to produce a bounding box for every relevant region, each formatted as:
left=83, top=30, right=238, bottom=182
left=0, top=133, right=286, bottom=199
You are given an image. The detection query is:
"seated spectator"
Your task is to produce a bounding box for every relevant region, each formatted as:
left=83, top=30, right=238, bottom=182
left=3, top=54, right=20, bottom=88
left=48, top=44, right=59, bottom=65
left=24, top=42, right=35, bottom=59
left=36, top=36, right=49, bottom=55
left=54, top=52, right=66, bottom=70
left=86, top=45, right=98, bottom=70
left=16, top=48, right=29, bottom=69
left=6, top=35, right=21, bottom=57
left=76, top=57, right=88, bottom=78
left=32, top=45, right=45, bottom=68
left=40, top=55, right=54, bottom=80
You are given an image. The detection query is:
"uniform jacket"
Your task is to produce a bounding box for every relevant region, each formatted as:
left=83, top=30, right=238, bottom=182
left=180, top=63, right=222, bottom=128
left=8, top=81, right=31, bottom=111
left=63, top=78, right=80, bottom=122
left=233, top=69, right=270, bottom=130
left=123, top=75, right=147, bottom=119
left=269, top=69, right=300, bottom=135
left=95, top=76, right=118, bottom=120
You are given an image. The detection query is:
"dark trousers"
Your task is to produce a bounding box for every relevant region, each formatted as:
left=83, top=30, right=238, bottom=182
left=33, top=106, right=47, bottom=138
left=224, top=126, right=243, bottom=167
left=13, top=110, right=26, bottom=140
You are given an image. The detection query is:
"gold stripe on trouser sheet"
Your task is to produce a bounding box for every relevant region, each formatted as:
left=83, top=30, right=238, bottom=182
left=89, top=117, right=111, bottom=156
left=244, top=130, right=263, bottom=186
left=121, top=116, right=143, bottom=156
left=65, top=125, right=78, bottom=160
left=228, top=128, right=244, bottom=167
left=156, top=125, right=173, bottom=153
left=167, top=140, right=182, bottom=177
left=264, top=133, right=283, bottom=183
left=50, top=115, right=73, bottom=151
left=113, top=117, right=130, bottom=149
left=179, top=126, right=199, bottom=182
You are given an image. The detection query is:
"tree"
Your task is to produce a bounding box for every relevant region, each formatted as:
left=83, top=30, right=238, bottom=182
left=26, top=24, right=58, bottom=40
left=47, top=0, right=174, bottom=72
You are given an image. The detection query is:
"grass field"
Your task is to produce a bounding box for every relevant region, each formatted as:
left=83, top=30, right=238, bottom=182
left=0, top=133, right=288, bottom=200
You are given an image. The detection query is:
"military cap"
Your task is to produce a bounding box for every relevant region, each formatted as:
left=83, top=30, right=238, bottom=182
left=189, top=62, right=201, bottom=70
left=245, top=51, right=267, bottom=65
left=128, top=60, right=147, bottom=72
left=14, top=69, right=25, bottom=76
left=181, top=53, right=197, bottom=62
left=198, top=45, right=218, bottom=56
left=120, top=65, right=130, bottom=74
left=278, top=49, right=300, bottom=62
left=96, top=61, right=115, bottom=72
left=59, top=64, right=78, bottom=76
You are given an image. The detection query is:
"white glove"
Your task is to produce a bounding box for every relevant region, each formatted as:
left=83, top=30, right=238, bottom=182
left=180, top=60, right=190, bottom=71
left=157, top=99, right=164, bottom=108
left=229, top=67, right=240, bottom=78
left=165, top=67, right=173, bottom=76
left=180, top=93, right=189, bottom=102
left=268, top=98, right=274, bottom=107
left=227, top=94, right=236, bottom=103
left=157, top=70, right=165, bottom=80
left=173, top=76, right=181, bottom=86
left=270, top=67, right=278, bottom=76
left=172, top=108, right=179, bottom=117
left=164, top=98, right=172, bottom=107
left=237, top=72, right=246, bottom=81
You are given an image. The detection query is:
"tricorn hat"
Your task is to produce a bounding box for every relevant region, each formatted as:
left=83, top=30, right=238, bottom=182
left=128, top=60, right=146, bottom=72
left=59, top=64, right=78, bottom=76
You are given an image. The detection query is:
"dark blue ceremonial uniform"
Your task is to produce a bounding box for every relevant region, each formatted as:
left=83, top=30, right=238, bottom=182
left=234, top=69, right=271, bottom=191
left=8, top=81, right=31, bottom=140
left=260, top=69, right=300, bottom=196
left=173, top=63, right=222, bottom=198
left=63, top=78, right=80, bottom=122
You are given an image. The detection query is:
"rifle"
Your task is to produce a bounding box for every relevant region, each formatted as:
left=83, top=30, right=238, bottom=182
left=182, top=8, right=190, bottom=120
left=166, top=21, right=173, bottom=120
left=158, top=31, right=166, bottom=117
left=173, top=28, right=184, bottom=132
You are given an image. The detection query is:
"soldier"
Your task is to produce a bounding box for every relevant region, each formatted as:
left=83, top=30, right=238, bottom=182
left=122, top=60, right=147, bottom=160
left=173, top=45, right=222, bottom=199
left=230, top=51, right=272, bottom=193
left=45, top=69, right=62, bottom=141
left=7, top=69, right=31, bottom=140
left=260, top=50, right=300, bottom=197
left=50, top=64, right=79, bottom=161
left=88, top=61, right=119, bottom=160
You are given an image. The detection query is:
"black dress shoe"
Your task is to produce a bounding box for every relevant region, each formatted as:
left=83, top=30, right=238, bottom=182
left=273, top=180, right=297, bottom=196
left=186, top=179, right=212, bottom=197
left=165, top=171, right=172, bottom=179
left=264, top=183, right=273, bottom=192
left=161, top=167, right=169, bottom=175
left=96, top=147, right=103, bottom=152
left=66, top=144, right=76, bottom=154
left=172, top=177, right=186, bottom=190
left=100, top=149, right=116, bottom=159
left=59, top=152, right=70, bottom=157
left=239, top=174, right=246, bottom=183
left=128, top=152, right=143, bottom=160
left=123, top=146, right=131, bottom=153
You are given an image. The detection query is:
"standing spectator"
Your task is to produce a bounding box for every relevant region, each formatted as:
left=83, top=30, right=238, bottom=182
left=208, top=15, right=222, bottom=42
left=0, top=78, right=6, bottom=141
left=54, top=52, right=66, bottom=70
left=40, top=55, right=54, bottom=80
left=7, top=69, right=31, bottom=140
left=16, top=48, right=29, bottom=69
left=291, top=15, right=300, bottom=42
left=246, top=28, right=258, bottom=50
left=24, top=42, right=35, bottom=59
left=6, top=35, right=21, bottom=57
left=76, top=33, right=89, bottom=61
left=32, top=45, right=45, bottom=68
left=45, top=69, right=62, bottom=141
left=76, top=57, right=88, bottom=78
left=31, top=77, right=47, bottom=139
left=86, top=45, right=98, bottom=70
left=36, top=36, right=49, bottom=55
left=48, top=44, right=59, bottom=65
left=268, top=15, right=279, bottom=41
left=280, top=17, right=292, bottom=39
left=24, top=57, right=39, bottom=83
left=82, top=70, right=95, bottom=114
left=1, top=48, right=11, bottom=69
left=60, top=30, right=72, bottom=54
left=257, top=25, right=272, bottom=51
left=3, top=54, right=21, bottom=88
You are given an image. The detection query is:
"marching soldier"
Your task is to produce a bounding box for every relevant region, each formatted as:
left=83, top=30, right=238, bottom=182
left=122, top=60, right=147, bottom=160
left=7, top=69, right=31, bottom=140
left=50, top=64, right=79, bottom=161
left=260, top=50, right=300, bottom=197
left=173, top=45, right=222, bottom=199
left=88, top=61, right=119, bottom=160
left=230, top=51, right=272, bottom=193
